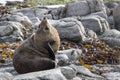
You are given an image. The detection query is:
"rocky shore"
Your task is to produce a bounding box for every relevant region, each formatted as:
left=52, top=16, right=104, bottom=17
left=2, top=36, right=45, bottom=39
left=0, top=0, right=120, bottom=80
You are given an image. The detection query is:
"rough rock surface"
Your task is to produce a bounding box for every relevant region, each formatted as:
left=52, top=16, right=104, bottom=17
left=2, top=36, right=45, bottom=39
left=113, top=5, right=120, bottom=30
left=65, top=0, right=106, bottom=18
left=0, top=12, right=34, bottom=30
left=0, top=72, right=14, bottom=80
left=0, top=21, right=26, bottom=42
left=56, top=48, right=82, bottom=66
left=66, top=1, right=90, bottom=17
left=81, top=15, right=110, bottom=34
left=99, top=29, right=120, bottom=47
left=50, top=18, right=87, bottom=42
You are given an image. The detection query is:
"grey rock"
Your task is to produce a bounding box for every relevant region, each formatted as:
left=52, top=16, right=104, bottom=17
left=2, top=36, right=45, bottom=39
left=56, top=48, right=82, bottom=66
left=0, top=61, right=18, bottom=76
left=14, top=68, right=67, bottom=80
left=57, top=48, right=82, bottom=63
left=87, top=0, right=106, bottom=13
left=107, top=16, right=114, bottom=29
left=99, top=29, right=120, bottom=47
left=35, top=8, right=52, bottom=20
left=0, top=12, right=34, bottom=30
left=66, top=1, right=90, bottom=17
left=100, top=37, right=120, bottom=47
left=17, top=8, right=36, bottom=20
left=66, top=0, right=106, bottom=17
left=90, top=11, right=107, bottom=19
left=72, top=77, right=82, bottom=80
left=0, top=21, right=25, bottom=37
left=17, top=7, right=52, bottom=22
left=105, top=2, right=119, bottom=9
left=56, top=53, right=69, bottom=66
left=85, top=28, right=98, bottom=39
left=0, top=36, right=23, bottom=43
left=0, top=72, right=14, bottom=80
left=61, top=66, right=76, bottom=79
left=51, top=7, right=66, bottom=19
left=102, top=72, right=120, bottom=80
left=113, top=5, right=120, bottom=30
left=81, top=15, right=110, bottom=34
left=70, top=64, right=103, bottom=78
left=99, top=29, right=120, bottom=38
left=50, top=18, right=87, bottom=42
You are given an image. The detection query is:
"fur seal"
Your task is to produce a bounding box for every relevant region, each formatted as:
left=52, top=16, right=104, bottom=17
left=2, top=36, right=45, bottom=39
left=13, top=18, right=60, bottom=74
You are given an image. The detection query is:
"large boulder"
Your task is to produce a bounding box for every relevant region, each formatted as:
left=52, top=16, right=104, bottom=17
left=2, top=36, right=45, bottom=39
left=0, top=21, right=25, bottom=42
left=113, top=5, right=120, bottom=30
left=13, top=66, right=77, bottom=80
left=50, top=18, right=87, bottom=42
left=66, top=1, right=90, bottom=17
left=0, top=72, right=14, bottom=80
left=17, top=7, right=52, bottom=22
left=0, top=21, right=25, bottom=37
left=14, top=68, right=67, bottom=80
left=86, top=0, right=106, bottom=13
left=0, top=12, right=34, bottom=30
left=50, top=7, right=66, bottom=20
left=81, top=15, right=110, bottom=34
left=56, top=48, right=82, bottom=66
left=99, top=29, right=120, bottom=47
left=104, top=2, right=119, bottom=9
left=102, top=72, right=120, bottom=80
left=65, top=0, right=106, bottom=18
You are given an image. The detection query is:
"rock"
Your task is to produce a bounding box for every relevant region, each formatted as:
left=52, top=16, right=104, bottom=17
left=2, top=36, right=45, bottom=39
left=99, top=29, right=120, bottom=38
left=56, top=53, right=69, bottom=66
left=102, top=72, right=120, bottom=80
left=0, top=61, right=18, bottom=76
left=85, top=28, right=98, bottom=39
left=35, top=8, right=52, bottom=20
left=107, top=16, right=114, bottom=29
left=14, top=68, right=67, bottom=80
left=72, top=77, right=82, bottom=80
left=90, top=11, right=107, bottom=19
left=0, top=12, right=34, bottom=30
left=56, top=48, right=82, bottom=66
left=99, top=29, right=120, bottom=47
left=0, top=36, right=23, bottom=43
left=61, top=66, right=76, bottom=79
left=0, top=21, right=25, bottom=42
left=50, top=7, right=66, bottom=19
left=0, top=21, right=25, bottom=37
left=66, top=0, right=106, bottom=17
left=17, top=7, right=52, bottom=22
left=0, top=72, right=14, bottom=80
left=113, top=5, right=120, bottom=30
left=66, top=1, right=90, bottom=17
left=81, top=15, right=110, bottom=34
left=56, top=48, right=82, bottom=64
left=70, top=64, right=103, bottom=78
left=17, top=8, right=36, bottom=20
left=87, top=0, right=106, bottom=13
left=104, top=2, right=119, bottom=9
left=50, top=17, right=87, bottom=42
left=100, top=37, right=120, bottom=47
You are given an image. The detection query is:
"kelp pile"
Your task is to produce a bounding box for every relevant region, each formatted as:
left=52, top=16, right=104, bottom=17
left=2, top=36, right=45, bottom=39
left=0, top=39, right=120, bottom=65
left=60, top=39, right=120, bottom=65
left=0, top=42, right=20, bottom=64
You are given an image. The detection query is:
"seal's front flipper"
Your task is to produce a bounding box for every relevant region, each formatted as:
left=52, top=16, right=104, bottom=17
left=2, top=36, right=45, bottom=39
left=44, top=41, right=55, bottom=60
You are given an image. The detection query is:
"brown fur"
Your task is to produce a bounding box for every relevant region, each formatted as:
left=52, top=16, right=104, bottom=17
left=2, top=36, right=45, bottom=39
left=13, top=18, right=60, bottom=74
